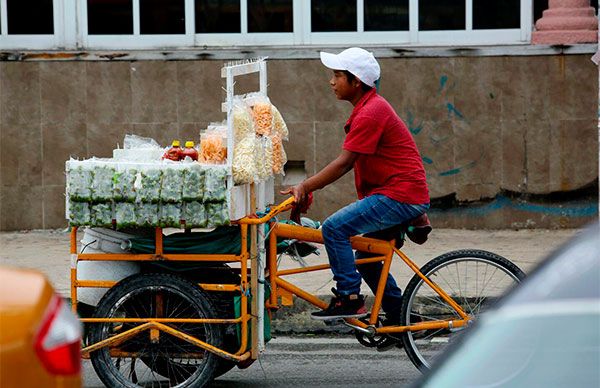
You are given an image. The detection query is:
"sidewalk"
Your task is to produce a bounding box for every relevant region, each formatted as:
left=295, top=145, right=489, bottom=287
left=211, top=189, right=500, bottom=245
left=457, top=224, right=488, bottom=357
left=0, top=228, right=581, bottom=332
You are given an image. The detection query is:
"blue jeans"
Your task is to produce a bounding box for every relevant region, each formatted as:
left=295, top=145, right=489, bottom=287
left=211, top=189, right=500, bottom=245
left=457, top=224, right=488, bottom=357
left=321, top=194, right=429, bottom=319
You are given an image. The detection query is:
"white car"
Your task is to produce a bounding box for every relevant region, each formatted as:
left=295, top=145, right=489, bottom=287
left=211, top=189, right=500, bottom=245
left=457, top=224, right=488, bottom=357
left=416, top=223, right=600, bottom=388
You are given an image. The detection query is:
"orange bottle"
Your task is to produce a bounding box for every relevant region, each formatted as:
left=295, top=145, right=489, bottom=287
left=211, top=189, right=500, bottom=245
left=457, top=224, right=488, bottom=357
left=163, top=140, right=182, bottom=161
left=181, top=141, right=199, bottom=161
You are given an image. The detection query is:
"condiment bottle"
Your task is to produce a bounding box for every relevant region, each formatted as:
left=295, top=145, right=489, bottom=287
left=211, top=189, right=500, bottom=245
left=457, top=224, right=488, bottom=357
left=163, top=140, right=182, bottom=161
left=181, top=141, right=199, bottom=161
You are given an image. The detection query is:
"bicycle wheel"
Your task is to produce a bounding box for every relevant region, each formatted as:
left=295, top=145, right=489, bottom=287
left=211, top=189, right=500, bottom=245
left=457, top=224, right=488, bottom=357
left=89, top=273, right=223, bottom=387
left=400, top=249, right=525, bottom=371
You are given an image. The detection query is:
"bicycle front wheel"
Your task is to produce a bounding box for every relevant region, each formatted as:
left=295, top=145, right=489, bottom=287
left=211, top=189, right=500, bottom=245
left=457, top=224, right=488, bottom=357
left=400, top=249, right=525, bottom=371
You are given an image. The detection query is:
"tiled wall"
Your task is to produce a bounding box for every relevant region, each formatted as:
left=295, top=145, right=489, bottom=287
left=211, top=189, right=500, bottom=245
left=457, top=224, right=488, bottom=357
left=0, top=55, right=598, bottom=230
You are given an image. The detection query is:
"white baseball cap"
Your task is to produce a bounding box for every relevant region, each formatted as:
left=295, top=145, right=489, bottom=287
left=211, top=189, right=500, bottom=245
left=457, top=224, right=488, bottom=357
left=320, top=47, right=380, bottom=88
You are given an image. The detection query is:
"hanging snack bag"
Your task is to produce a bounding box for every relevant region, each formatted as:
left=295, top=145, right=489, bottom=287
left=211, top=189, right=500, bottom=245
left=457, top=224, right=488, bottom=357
left=232, top=135, right=258, bottom=185
left=200, top=126, right=227, bottom=164
left=113, top=166, right=137, bottom=202
left=250, top=97, right=273, bottom=136
left=182, top=201, right=208, bottom=228
left=160, top=203, right=182, bottom=228
left=271, top=104, right=289, bottom=140
left=255, top=136, right=273, bottom=181
left=232, top=97, right=255, bottom=142
left=136, top=203, right=159, bottom=228
left=206, top=201, right=230, bottom=227
left=67, top=162, right=93, bottom=202
left=68, top=201, right=91, bottom=226
left=271, top=133, right=287, bottom=175
left=91, top=203, right=113, bottom=227
left=136, top=167, right=162, bottom=203
left=116, top=202, right=136, bottom=229
left=182, top=164, right=206, bottom=201
left=91, top=164, right=115, bottom=202
left=160, top=166, right=184, bottom=203
left=204, top=166, right=228, bottom=202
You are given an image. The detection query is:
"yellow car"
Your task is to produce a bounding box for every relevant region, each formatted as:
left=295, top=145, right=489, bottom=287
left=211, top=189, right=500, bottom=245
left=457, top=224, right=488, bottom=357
left=0, top=266, right=82, bottom=387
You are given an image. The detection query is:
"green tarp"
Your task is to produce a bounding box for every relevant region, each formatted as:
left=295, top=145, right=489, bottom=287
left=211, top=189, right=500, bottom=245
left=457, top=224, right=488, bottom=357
left=128, top=226, right=246, bottom=255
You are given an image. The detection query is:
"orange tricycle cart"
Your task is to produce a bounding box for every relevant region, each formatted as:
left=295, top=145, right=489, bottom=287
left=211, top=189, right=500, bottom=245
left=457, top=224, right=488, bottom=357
left=68, top=59, right=525, bottom=387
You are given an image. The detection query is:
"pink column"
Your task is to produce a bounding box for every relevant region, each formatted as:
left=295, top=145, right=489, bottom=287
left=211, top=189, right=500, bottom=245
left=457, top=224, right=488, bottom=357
left=532, top=0, right=598, bottom=44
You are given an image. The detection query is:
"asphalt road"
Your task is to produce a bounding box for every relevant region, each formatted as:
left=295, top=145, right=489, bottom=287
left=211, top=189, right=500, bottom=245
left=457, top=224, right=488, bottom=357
left=83, top=335, right=423, bottom=387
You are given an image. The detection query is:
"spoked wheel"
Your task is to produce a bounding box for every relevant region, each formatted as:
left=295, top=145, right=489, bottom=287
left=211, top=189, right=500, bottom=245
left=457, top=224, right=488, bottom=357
left=89, top=273, right=223, bottom=387
left=400, top=250, right=525, bottom=371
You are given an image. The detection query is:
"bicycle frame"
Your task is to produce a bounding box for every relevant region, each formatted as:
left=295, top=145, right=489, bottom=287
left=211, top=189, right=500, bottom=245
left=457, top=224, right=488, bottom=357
left=71, top=196, right=472, bottom=365
left=265, top=209, right=471, bottom=336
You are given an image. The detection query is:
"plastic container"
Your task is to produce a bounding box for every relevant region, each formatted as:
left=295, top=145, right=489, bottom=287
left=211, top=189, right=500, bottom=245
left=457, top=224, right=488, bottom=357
left=163, top=140, right=183, bottom=161
left=77, top=228, right=140, bottom=306
left=181, top=141, right=199, bottom=161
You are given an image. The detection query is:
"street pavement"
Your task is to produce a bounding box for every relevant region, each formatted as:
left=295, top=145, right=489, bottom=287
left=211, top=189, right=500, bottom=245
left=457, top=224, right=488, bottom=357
left=81, top=335, right=422, bottom=387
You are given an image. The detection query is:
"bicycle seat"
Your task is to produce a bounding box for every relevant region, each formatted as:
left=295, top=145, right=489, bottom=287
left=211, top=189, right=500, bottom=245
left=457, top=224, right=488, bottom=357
left=377, top=213, right=432, bottom=248
left=406, top=213, right=432, bottom=245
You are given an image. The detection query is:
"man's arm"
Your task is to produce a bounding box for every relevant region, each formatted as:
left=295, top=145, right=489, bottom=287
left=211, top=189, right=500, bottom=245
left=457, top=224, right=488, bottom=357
left=281, top=149, right=358, bottom=206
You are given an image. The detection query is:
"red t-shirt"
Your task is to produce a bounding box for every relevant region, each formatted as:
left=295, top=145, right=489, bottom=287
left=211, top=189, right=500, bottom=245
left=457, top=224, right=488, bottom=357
left=343, top=89, right=429, bottom=205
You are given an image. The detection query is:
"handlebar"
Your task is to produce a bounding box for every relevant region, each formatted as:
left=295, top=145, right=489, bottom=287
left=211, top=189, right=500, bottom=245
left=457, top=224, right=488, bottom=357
left=235, top=196, right=296, bottom=225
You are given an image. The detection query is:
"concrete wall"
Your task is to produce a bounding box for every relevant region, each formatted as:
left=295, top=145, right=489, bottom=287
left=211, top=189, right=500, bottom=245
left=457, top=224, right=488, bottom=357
left=0, top=54, right=598, bottom=230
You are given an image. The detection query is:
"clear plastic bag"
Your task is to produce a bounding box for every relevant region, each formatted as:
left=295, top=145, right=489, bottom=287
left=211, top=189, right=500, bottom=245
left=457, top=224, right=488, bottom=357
left=67, top=164, right=93, bottom=202
left=136, top=203, right=159, bottom=228
left=113, top=167, right=137, bottom=202
left=204, top=166, right=228, bottom=202
left=68, top=201, right=91, bottom=226
left=160, top=167, right=184, bottom=203
left=232, top=98, right=255, bottom=143
left=123, top=134, right=161, bottom=150
left=91, top=165, right=115, bottom=202
left=250, top=96, right=273, bottom=136
left=160, top=203, right=182, bottom=228
left=200, top=126, right=227, bottom=164
left=137, top=168, right=162, bottom=203
left=206, top=201, right=230, bottom=227
left=182, top=164, right=206, bottom=201
left=255, top=136, right=273, bottom=181
left=182, top=201, right=208, bottom=228
left=116, top=203, right=136, bottom=229
left=91, top=203, right=113, bottom=227
left=232, top=135, right=258, bottom=185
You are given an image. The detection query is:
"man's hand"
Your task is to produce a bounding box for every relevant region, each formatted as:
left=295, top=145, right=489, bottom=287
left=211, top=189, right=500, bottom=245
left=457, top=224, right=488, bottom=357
left=280, top=183, right=312, bottom=223
left=280, top=182, right=309, bottom=210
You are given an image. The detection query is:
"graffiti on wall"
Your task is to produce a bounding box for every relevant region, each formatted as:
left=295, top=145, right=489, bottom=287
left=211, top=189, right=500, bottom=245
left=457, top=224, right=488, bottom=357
left=405, top=74, right=598, bottom=223
left=407, top=74, right=477, bottom=178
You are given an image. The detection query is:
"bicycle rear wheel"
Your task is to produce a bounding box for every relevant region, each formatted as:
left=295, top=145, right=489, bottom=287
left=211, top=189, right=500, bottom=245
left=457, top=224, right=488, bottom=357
left=400, top=249, right=525, bottom=371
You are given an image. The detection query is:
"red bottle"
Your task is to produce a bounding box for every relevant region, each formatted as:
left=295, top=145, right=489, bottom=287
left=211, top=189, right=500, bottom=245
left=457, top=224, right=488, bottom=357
left=163, top=140, right=182, bottom=161
left=181, top=141, right=199, bottom=161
